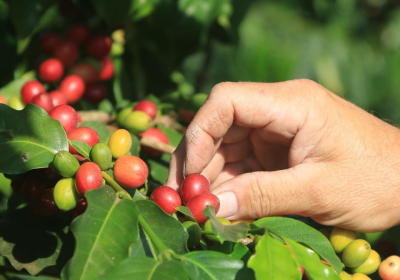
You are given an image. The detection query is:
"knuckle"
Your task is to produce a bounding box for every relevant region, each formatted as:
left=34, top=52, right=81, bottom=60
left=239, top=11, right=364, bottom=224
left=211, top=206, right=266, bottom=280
left=209, top=82, right=233, bottom=100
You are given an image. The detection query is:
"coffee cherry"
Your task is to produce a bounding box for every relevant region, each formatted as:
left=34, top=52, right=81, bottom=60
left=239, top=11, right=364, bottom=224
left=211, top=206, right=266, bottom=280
left=352, top=249, right=381, bottom=275
left=339, top=271, right=352, bottom=280
left=330, top=227, right=357, bottom=254
left=39, top=58, right=64, bottom=83
left=67, top=127, right=99, bottom=155
left=150, top=186, right=181, bottom=214
left=133, top=100, right=158, bottom=120
left=69, top=196, right=87, bottom=217
left=108, top=129, right=132, bottom=159
left=53, top=151, right=80, bottom=177
left=21, top=81, right=45, bottom=105
left=54, top=41, right=78, bottom=67
left=123, top=111, right=152, bottom=134
left=9, top=97, right=24, bottom=110
left=37, top=166, right=63, bottom=186
left=49, top=90, right=67, bottom=107
left=59, top=75, right=85, bottom=104
left=139, top=127, right=168, bottom=157
left=70, top=62, right=98, bottom=83
left=53, top=178, right=80, bottom=211
left=85, top=34, right=112, bottom=59
left=181, top=174, right=210, bottom=205
left=117, top=107, right=133, bottom=127
left=0, top=94, right=7, bottom=105
left=352, top=273, right=371, bottom=280
left=113, top=155, right=148, bottom=188
left=75, top=162, right=103, bottom=195
left=67, top=23, right=89, bottom=45
left=342, top=239, right=371, bottom=268
left=11, top=177, right=26, bottom=195
left=186, top=193, right=220, bottom=223
left=98, top=56, right=114, bottom=81
left=49, top=104, right=78, bottom=133
left=90, top=143, right=112, bottom=171
left=83, top=82, right=107, bottom=104
left=39, top=32, right=62, bottom=52
left=183, top=221, right=201, bottom=248
left=31, top=93, right=53, bottom=113
left=379, top=255, right=400, bottom=280
left=23, top=176, right=46, bottom=202
left=37, top=188, right=59, bottom=216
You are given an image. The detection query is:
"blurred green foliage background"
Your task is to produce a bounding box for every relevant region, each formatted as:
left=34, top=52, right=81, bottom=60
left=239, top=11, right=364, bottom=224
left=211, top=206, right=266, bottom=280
left=1, top=0, right=400, bottom=121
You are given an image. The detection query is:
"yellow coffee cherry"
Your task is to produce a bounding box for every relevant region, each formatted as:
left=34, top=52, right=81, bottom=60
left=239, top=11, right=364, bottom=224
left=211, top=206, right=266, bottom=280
left=352, top=249, right=381, bottom=275
left=339, top=271, right=352, bottom=280
left=108, top=129, right=132, bottom=159
left=342, top=239, right=371, bottom=268
left=330, top=227, right=357, bottom=253
left=352, top=273, right=371, bottom=280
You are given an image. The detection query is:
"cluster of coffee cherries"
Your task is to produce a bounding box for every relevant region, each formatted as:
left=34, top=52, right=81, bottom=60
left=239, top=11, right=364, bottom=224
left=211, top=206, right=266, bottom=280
left=150, top=174, right=220, bottom=223
left=117, top=99, right=169, bottom=157
left=321, top=227, right=400, bottom=280
left=5, top=23, right=114, bottom=112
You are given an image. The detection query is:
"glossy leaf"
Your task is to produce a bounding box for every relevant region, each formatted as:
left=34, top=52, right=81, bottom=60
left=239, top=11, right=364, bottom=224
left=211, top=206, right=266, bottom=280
left=147, top=158, right=169, bottom=185
left=131, top=0, right=160, bottom=21
left=284, top=237, right=341, bottom=280
left=0, top=104, right=68, bottom=174
left=130, top=132, right=140, bottom=156
left=203, top=205, right=250, bottom=243
left=0, top=208, right=74, bottom=275
left=101, top=257, right=189, bottom=280
left=61, top=186, right=140, bottom=279
left=254, top=217, right=343, bottom=273
left=180, top=250, right=243, bottom=280
left=129, top=226, right=154, bottom=258
left=248, top=233, right=301, bottom=280
left=159, top=126, right=182, bottom=163
left=69, top=140, right=92, bottom=159
left=178, top=0, right=232, bottom=26
left=176, top=205, right=195, bottom=222
left=230, top=242, right=251, bottom=261
left=135, top=200, right=188, bottom=255
left=79, top=121, right=111, bottom=144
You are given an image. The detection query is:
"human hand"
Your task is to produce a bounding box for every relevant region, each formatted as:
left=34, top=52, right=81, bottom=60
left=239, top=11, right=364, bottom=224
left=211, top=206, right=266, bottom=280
left=166, top=80, right=400, bottom=232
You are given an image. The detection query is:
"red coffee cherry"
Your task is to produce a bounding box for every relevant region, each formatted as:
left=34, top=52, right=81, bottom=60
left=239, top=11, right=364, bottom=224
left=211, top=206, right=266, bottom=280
left=22, top=176, right=47, bottom=202
left=67, top=127, right=100, bottom=154
left=186, top=193, right=220, bottom=223
left=75, top=162, right=103, bottom=195
left=39, top=32, right=62, bottom=52
left=139, top=127, right=169, bottom=157
left=21, top=81, right=45, bottom=105
left=133, top=100, right=157, bottom=120
left=85, top=34, right=112, bottom=59
left=69, top=62, right=98, bottom=83
left=50, top=104, right=78, bottom=133
left=67, top=23, right=89, bottom=45
left=151, top=186, right=181, bottom=214
left=69, top=196, right=87, bottom=217
left=31, top=93, right=54, bottom=113
left=83, top=82, right=107, bottom=104
left=59, top=75, right=85, bottom=104
left=113, top=155, right=148, bottom=188
left=0, top=94, right=6, bottom=105
left=379, top=255, right=400, bottom=280
left=38, top=188, right=59, bottom=217
left=39, top=58, right=64, bottom=83
left=181, top=174, right=210, bottom=205
left=54, top=40, right=78, bottom=67
left=11, top=177, right=26, bottom=195
left=98, top=57, right=114, bottom=81
left=49, top=90, right=67, bottom=107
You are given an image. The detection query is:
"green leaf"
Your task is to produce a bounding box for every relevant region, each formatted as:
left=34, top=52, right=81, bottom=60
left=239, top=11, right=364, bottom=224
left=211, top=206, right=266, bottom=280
left=79, top=121, right=111, bottom=144
left=284, top=237, right=341, bottom=280
left=130, top=0, right=161, bottom=21
left=0, top=208, right=74, bottom=275
left=129, top=226, right=154, bottom=258
left=0, top=104, right=68, bottom=174
left=254, top=217, right=343, bottom=273
left=180, top=251, right=243, bottom=280
left=159, top=126, right=183, bottom=163
left=61, top=186, right=140, bottom=279
left=69, top=140, right=92, bottom=159
left=130, top=133, right=140, bottom=157
left=178, top=0, right=232, bottom=26
left=203, top=205, right=250, bottom=243
left=135, top=200, right=188, bottom=255
left=147, top=158, right=169, bottom=185
left=101, top=257, right=189, bottom=280
left=176, top=205, right=195, bottom=222
left=247, top=233, right=302, bottom=280
left=230, top=243, right=251, bottom=261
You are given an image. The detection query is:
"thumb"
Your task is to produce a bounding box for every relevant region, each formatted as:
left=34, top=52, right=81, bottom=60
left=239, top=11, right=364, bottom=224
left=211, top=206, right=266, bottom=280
left=213, top=165, right=319, bottom=220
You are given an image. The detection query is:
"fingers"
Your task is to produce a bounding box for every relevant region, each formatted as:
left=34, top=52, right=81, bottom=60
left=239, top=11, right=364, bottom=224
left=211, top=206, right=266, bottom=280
left=183, top=80, right=316, bottom=176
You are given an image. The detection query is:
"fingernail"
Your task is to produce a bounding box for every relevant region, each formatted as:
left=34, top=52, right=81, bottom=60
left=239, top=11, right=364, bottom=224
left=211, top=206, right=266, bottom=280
left=216, top=192, right=238, bottom=218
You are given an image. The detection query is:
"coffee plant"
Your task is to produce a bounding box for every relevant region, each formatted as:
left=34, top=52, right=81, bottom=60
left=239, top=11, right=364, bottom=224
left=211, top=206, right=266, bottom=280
left=0, top=0, right=399, bottom=279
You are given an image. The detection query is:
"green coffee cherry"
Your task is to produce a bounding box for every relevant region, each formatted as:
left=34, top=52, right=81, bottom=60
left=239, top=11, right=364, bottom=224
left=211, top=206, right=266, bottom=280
left=183, top=221, right=201, bottom=248
left=8, top=96, right=24, bottom=110
left=117, top=107, right=133, bottom=127
left=330, top=227, right=357, bottom=253
left=339, top=271, right=352, bottom=280
left=90, top=143, right=112, bottom=170
left=53, top=151, right=80, bottom=178
left=204, top=217, right=231, bottom=242
left=342, top=239, right=371, bottom=268
left=53, top=178, right=80, bottom=211
left=123, top=111, right=152, bottom=134
left=352, top=249, right=380, bottom=275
